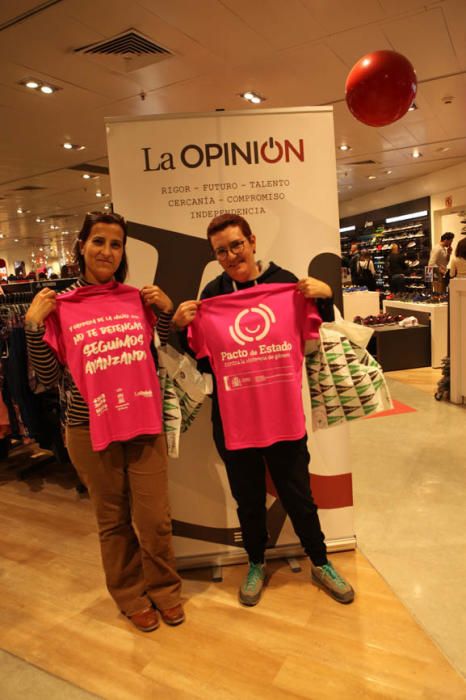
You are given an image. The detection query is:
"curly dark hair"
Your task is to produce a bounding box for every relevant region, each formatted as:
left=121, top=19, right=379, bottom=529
left=455, top=237, right=466, bottom=260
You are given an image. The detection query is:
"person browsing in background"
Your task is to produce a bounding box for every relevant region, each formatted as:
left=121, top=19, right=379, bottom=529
left=428, top=232, right=455, bottom=275
left=355, top=248, right=377, bottom=290
left=448, top=237, right=466, bottom=278
left=172, top=213, right=354, bottom=608
left=387, top=243, right=408, bottom=293
left=348, top=240, right=360, bottom=284
left=25, top=211, right=184, bottom=633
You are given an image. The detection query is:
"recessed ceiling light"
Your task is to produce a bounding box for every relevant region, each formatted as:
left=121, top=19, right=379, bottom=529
left=412, top=150, right=422, bottom=158
left=82, top=173, right=91, bottom=179
left=63, top=142, right=85, bottom=151
left=339, top=144, right=351, bottom=151
left=19, top=79, right=59, bottom=94
left=0, top=234, right=4, bottom=239
left=241, top=91, right=265, bottom=104
left=96, top=191, right=102, bottom=198
left=367, top=175, right=377, bottom=180
left=14, top=239, right=19, bottom=243
left=384, top=169, right=392, bottom=174
left=17, top=207, right=24, bottom=214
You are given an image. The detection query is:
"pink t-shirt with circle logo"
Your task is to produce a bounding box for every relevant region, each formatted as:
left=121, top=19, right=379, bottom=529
left=44, top=281, right=163, bottom=451
left=188, top=282, right=321, bottom=450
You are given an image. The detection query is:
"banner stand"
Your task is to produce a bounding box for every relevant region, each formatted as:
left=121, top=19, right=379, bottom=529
left=106, top=107, right=355, bottom=570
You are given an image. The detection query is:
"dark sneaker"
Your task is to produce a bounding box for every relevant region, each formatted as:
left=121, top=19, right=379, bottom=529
left=311, top=562, right=355, bottom=604
left=239, top=562, right=267, bottom=606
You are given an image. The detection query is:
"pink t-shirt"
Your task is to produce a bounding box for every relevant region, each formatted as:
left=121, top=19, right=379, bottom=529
left=44, top=281, right=163, bottom=451
left=188, top=282, right=321, bottom=450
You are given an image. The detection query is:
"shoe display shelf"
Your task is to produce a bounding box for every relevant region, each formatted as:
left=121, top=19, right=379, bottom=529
left=340, top=214, right=430, bottom=298
left=449, top=277, right=466, bottom=405
left=363, top=219, right=429, bottom=295
left=382, top=299, right=447, bottom=368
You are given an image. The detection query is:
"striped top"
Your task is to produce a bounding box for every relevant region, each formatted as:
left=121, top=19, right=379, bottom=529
left=25, top=278, right=172, bottom=426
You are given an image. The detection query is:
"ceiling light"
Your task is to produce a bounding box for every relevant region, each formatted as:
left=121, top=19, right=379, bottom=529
left=96, top=191, right=102, bottom=198
left=82, top=173, right=91, bottom=179
left=339, top=225, right=356, bottom=233
left=0, top=234, right=4, bottom=239
left=241, top=91, right=265, bottom=104
left=384, top=169, right=392, bottom=175
left=104, top=204, right=111, bottom=211
left=412, top=150, right=422, bottom=158
left=367, top=175, right=377, bottom=180
left=386, top=210, right=428, bottom=223
left=63, top=142, right=85, bottom=151
left=339, top=144, right=351, bottom=151
left=408, top=103, right=417, bottom=111
left=19, top=78, right=59, bottom=94
left=14, top=239, right=19, bottom=243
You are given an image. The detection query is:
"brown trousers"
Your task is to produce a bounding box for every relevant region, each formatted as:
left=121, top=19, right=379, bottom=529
left=66, top=426, right=182, bottom=615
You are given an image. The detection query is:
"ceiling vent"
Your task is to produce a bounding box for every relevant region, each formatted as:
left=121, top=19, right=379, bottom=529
left=13, top=185, right=47, bottom=191
left=70, top=163, right=109, bottom=175
left=74, top=29, right=173, bottom=73
left=346, top=160, right=377, bottom=165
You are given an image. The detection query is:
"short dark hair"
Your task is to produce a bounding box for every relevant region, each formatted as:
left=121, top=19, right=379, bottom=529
left=441, top=232, right=454, bottom=241
left=73, top=211, right=128, bottom=282
left=455, top=237, right=466, bottom=260
left=207, top=213, right=253, bottom=243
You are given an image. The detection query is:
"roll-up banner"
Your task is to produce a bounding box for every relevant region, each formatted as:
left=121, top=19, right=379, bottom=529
left=106, top=107, right=355, bottom=569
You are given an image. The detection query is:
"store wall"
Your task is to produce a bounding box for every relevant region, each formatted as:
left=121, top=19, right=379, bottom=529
left=340, top=161, right=466, bottom=245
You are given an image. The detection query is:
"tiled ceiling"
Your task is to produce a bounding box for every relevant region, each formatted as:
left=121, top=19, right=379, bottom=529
left=1, top=0, right=466, bottom=249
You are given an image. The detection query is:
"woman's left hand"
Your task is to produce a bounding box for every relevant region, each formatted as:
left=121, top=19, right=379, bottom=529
left=296, top=277, right=332, bottom=299
left=140, top=285, right=174, bottom=313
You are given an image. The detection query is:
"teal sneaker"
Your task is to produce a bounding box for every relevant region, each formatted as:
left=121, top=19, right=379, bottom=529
left=239, top=562, right=267, bottom=606
left=311, top=561, right=355, bottom=604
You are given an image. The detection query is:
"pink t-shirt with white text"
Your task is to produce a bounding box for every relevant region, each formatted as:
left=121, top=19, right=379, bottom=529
left=188, top=282, right=321, bottom=450
left=44, top=281, right=162, bottom=451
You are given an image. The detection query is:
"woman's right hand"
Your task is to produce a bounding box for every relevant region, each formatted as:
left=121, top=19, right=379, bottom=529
left=25, top=288, right=57, bottom=326
left=172, top=300, right=200, bottom=329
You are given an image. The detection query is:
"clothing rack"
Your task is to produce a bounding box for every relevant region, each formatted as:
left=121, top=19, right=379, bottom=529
left=2, top=277, right=78, bottom=298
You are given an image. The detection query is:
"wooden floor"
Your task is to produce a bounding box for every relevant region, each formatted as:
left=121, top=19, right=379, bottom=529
left=0, top=456, right=465, bottom=699
left=385, top=366, right=442, bottom=395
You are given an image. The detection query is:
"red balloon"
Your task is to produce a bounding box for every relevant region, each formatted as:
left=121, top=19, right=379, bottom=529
left=345, top=50, right=417, bottom=127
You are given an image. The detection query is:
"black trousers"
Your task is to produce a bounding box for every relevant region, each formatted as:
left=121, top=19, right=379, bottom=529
left=213, top=418, right=327, bottom=566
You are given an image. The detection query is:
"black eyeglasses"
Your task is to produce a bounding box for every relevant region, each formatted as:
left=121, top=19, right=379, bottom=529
left=213, top=239, right=246, bottom=261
